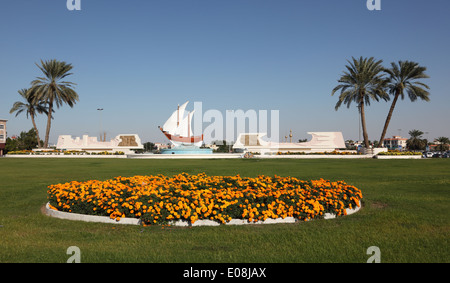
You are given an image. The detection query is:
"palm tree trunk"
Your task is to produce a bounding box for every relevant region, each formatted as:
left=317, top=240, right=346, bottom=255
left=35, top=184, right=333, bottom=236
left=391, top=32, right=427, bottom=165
left=44, top=100, right=53, bottom=148
left=378, top=92, right=400, bottom=148
left=360, top=101, right=370, bottom=149
left=30, top=113, right=42, bottom=148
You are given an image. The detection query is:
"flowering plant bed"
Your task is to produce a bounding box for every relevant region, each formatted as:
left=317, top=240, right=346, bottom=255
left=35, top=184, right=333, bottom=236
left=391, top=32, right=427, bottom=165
left=375, top=150, right=422, bottom=159
left=7, top=150, right=39, bottom=155
left=47, top=173, right=362, bottom=226
left=276, top=150, right=361, bottom=155
left=7, top=149, right=126, bottom=155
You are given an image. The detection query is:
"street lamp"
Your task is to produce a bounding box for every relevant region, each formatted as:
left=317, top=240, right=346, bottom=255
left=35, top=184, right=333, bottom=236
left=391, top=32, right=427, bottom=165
left=97, top=108, right=103, bottom=141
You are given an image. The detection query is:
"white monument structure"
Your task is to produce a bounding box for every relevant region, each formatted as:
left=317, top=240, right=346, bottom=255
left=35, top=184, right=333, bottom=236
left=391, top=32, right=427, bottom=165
left=56, top=134, right=143, bottom=154
left=158, top=101, right=213, bottom=154
left=158, top=101, right=203, bottom=147
left=233, top=132, right=346, bottom=154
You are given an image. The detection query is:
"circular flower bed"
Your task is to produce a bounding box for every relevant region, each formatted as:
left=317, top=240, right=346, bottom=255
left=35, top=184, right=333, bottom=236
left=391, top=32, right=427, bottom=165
left=47, top=173, right=362, bottom=226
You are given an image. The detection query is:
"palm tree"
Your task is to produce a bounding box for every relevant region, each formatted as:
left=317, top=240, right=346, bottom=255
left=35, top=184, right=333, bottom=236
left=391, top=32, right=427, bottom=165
left=406, top=129, right=426, bottom=151
left=435, top=137, right=450, bottom=152
left=377, top=61, right=430, bottom=147
left=9, top=88, right=49, bottom=148
left=30, top=59, right=79, bottom=148
left=332, top=56, right=388, bottom=149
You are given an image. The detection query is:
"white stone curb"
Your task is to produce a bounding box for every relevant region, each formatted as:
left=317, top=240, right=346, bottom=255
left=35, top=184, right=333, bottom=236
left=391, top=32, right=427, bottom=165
left=323, top=205, right=360, bottom=219
left=127, top=153, right=242, bottom=159
left=44, top=203, right=140, bottom=225
left=255, top=155, right=372, bottom=159
left=374, top=155, right=422, bottom=159
left=44, top=202, right=361, bottom=226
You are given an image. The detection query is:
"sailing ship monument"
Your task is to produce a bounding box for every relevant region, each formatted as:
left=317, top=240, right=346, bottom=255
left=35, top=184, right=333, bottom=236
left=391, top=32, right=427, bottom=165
left=159, top=101, right=204, bottom=149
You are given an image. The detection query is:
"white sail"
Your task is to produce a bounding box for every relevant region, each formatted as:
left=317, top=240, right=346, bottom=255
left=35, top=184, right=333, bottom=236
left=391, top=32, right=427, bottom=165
left=173, top=110, right=195, bottom=137
left=177, top=101, right=188, bottom=126
left=173, top=114, right=188, bottom=136
left=162, top=110, right=178, bottom=134
left=188, top=110, right=194, bottom=137
left=162, top=101, right=188, bottom=134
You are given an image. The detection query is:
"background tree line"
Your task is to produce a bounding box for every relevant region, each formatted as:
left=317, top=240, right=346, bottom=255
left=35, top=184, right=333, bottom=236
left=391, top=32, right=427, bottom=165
left=407, top=130, right=449, bottom=152
left=4, top=128, right=43, bottom=153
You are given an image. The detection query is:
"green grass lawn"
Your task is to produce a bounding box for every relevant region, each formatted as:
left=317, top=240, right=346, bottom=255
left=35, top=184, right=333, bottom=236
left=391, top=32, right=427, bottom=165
left=0, top=157, right=449, bottom=263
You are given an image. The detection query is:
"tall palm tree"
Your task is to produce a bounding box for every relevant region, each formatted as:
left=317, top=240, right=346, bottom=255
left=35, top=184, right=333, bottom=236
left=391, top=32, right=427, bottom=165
left=377, top=61, right=430, bottom=147
left=406, top=129, right=426, bottom=151
left=9, top=88, right=49, bottom=148
left=332, top=56, right=388, bottom=149
left=435, top=137, right=449, bottom=152
left=30, top=59, right=79, bottom=148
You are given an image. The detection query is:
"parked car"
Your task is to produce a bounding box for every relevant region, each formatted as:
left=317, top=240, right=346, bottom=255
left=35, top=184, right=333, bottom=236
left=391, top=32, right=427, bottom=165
left=424, top=152, right=434, bottom=158
left=432, top=153, right=442, bottom=158
left=442, top=152, right=450, bottom=158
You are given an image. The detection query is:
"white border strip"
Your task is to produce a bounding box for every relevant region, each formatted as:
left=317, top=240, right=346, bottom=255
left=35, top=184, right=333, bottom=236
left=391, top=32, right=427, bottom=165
left=374, top=155, right=422, bottom=159
left=44, top=202, right=361, bottom=226
left=44, top=203, right=140, bottom=225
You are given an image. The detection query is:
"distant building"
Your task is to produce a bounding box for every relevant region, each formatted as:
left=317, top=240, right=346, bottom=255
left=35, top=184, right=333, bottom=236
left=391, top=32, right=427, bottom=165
left=0, top=119, right=7, bottom=156
left=56, top=134, right=143, bottom=154
left=429, top=140, right=450, bottom=152
left=383, top=135, right=407, bottom=150
left=233, top=132, right=346, bottom=154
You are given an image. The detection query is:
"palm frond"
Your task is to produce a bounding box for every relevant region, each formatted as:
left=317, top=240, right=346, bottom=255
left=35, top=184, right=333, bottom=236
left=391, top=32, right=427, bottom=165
left=332, top=56, right=387, bottom=109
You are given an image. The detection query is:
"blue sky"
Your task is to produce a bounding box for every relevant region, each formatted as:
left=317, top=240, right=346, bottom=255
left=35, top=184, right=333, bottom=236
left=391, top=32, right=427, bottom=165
left=1, top=0, right=449, bottom=144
